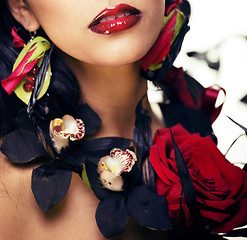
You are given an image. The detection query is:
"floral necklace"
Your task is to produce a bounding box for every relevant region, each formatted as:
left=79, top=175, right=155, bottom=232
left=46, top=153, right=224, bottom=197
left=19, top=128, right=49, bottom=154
left=1, top=70, right=247, bottom=239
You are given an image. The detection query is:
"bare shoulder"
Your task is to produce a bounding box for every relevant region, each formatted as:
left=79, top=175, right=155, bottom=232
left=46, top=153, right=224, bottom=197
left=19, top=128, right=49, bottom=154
left=0, top=150, right=104, bottom=240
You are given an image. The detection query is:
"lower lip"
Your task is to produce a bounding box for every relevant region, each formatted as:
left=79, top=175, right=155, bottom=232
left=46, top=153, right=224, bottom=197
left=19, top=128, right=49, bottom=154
left=89, top=14, right=142, bottom=35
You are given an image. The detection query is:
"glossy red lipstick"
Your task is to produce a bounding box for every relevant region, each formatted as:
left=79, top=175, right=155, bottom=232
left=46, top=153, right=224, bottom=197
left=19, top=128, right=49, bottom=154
left=88, top=4, right=142, bottom=35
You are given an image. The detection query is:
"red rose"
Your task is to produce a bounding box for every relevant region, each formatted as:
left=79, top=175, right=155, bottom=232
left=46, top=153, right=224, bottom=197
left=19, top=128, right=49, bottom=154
left=166, top=0, right=182, bottom=16
left=139, top=11, right=178, bottom=71
left=150, top=124, right=247, bottom=233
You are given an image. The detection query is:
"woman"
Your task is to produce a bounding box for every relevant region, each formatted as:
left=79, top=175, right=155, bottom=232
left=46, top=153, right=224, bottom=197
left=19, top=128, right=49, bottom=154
left=1, top=0, right=247, bottom=239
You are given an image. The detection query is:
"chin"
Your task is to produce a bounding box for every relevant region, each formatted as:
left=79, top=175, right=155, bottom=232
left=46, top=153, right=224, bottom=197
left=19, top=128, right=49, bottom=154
left=89, top=45, right=149, bottom=67
left=89, top=31, right=151, bottom=61
left=95, top=56, right=141, bottom=67
left=63, top=31, right=155, bottom=67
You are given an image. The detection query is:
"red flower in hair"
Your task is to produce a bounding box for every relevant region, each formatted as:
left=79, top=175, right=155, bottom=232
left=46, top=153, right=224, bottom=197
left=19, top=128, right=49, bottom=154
left=139, top=9, right=186, bottom=71
left=166, top=0, right=183, bottom=15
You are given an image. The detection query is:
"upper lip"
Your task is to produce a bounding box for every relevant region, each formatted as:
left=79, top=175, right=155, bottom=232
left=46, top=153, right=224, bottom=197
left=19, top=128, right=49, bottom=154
left=88, top=4, right=141, bottom=27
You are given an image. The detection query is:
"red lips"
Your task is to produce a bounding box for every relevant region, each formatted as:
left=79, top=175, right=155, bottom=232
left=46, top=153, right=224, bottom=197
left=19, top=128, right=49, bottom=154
left=88, top=4, right=142, bottom=35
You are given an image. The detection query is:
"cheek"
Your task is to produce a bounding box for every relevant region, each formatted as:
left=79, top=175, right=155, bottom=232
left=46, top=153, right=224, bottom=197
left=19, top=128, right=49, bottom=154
left=28, top=0, right=91, bottom=37
left=134, top=0, right=166, bottom=53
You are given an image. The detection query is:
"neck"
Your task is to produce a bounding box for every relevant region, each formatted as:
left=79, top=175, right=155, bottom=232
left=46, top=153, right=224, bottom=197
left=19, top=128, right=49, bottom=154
left=78, top=62, right=146, bottom=109
left=64, top=56, right=162, bottom=139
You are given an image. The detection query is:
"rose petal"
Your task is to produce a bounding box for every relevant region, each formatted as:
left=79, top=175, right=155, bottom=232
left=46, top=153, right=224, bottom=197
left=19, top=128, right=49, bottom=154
left=213, top=197, right=247, bottom=233
left=200, top=209, right=230, bottom=222
left=199, top=198, right=235, bottom=211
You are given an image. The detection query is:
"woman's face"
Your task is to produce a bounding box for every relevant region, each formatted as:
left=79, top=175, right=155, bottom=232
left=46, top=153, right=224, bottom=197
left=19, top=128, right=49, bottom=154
left=22, top=0, right=166, bottom=67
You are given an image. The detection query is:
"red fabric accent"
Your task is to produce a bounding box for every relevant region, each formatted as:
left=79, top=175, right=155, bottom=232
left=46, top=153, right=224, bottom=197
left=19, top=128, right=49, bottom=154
left=164, top=67, right=196, bottom=108
left=11, top=27, right=25, bottom=48
left=199, top=86, right=226, bottom=123
left=139, top=12, right=178, bottom=71
left=164, top=67, right=225, bottom=122
left=150, top=124, right=247, bottom=232
left=1, top=48, right=39, bottom=95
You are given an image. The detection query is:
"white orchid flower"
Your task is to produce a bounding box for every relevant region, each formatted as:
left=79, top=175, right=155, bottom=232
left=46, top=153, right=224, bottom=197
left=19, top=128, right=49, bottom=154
left=49, top=115, right=85, bottom=153
left=98, top=148, right=137, bottom=191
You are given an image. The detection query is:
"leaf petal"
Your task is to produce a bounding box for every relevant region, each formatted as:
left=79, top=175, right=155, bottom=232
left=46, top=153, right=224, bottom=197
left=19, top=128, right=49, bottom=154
left=96, top=193, right=128, bottom=238
left=126, top=185, right=172, bottom=230
left=31, top=162, right=72, bottom=211
left=1, top=127, right=47, bottom=163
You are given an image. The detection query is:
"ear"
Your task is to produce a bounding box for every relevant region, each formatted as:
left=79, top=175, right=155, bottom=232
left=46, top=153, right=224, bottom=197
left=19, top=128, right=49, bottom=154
left=8, top=0, right=40, bottom=32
